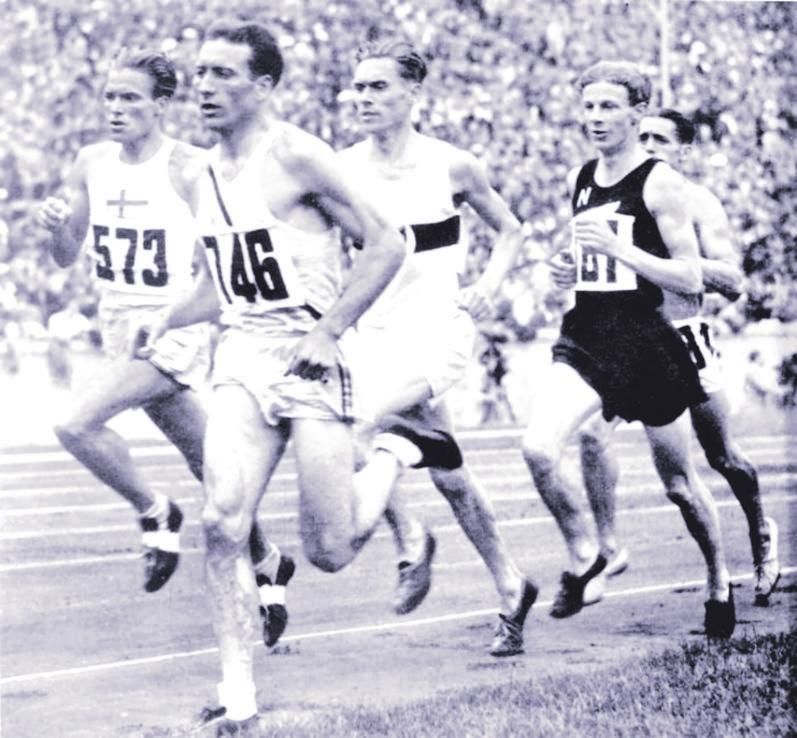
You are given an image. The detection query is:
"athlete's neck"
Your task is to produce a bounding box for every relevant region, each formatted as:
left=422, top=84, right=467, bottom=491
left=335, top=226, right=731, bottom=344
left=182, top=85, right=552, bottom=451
left=368, top=119, right=417, bottom=163
left=594, top=142, right=650, bottom=187
left=119, top=129, right=165, bottom=164
left=218, top=111, right=275, bottom=162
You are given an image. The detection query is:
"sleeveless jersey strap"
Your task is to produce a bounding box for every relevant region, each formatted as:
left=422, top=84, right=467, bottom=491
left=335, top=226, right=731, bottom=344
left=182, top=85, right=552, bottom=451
left=572, top=159, right=598, bottom=212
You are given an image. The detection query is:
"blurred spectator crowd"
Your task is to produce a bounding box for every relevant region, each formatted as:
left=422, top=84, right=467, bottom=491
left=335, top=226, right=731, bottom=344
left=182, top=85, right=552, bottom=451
left=1, top=0, right=795, bottom=375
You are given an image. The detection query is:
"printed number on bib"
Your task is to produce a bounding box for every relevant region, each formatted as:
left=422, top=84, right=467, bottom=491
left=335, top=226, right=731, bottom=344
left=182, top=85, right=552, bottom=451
left=203, top=228, right=304, bottom=308
left=92, top=225, right=167, bottom=287
left=677, top=322, right=716, bottom=371
left=571, top=214, right=637, bottom=292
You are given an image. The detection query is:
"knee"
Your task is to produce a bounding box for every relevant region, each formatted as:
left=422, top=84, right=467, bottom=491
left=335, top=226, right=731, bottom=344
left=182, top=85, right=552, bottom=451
left=521, top=433, right=558, bottom=479
left=704, top=448, right=733, bottom=476
left=300, top=520, right=353, bottom=573
left=578, top=429, right=605, bottom=463
left=429, top=466, right=469, bottom=504
left=201, top=498, right=251, bottom=554
left=663, top=476, right=693, bottom=508
left=302, top=532, right=351, bottom=573
left=53, top=418, right=92, bottom=451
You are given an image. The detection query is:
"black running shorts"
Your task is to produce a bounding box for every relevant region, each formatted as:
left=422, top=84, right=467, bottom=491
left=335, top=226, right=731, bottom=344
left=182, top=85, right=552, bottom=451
left=552, top=305, right=707, bottom=427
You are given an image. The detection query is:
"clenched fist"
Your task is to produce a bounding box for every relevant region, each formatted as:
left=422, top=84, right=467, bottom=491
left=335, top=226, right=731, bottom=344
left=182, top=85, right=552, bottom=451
left=36, top=197, right=73, bottom=233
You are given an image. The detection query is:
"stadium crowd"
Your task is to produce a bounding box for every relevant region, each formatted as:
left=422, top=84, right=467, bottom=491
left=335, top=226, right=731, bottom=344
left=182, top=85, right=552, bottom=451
left=1, top=0, right=795, bottom=376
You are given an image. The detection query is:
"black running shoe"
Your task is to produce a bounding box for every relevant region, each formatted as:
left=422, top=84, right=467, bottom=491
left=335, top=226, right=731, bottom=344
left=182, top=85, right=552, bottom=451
left=704, top=585, right=736, bottom=639
left=140, top=501, right=183, bottom=593
left=257, top=554, right=296, bottom=648
left=490, top=578, right=539, bottom=657
left=393, top=531, right=437, bottom=615
left=549, top=554, right=608, bottom=619
left=381, top=417, right=463, bottom=470
left=192, top=706, right=260, bottom=737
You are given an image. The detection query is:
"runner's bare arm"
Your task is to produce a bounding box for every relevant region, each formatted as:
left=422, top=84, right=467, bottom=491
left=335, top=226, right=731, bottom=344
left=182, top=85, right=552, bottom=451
left=288, top=137, right=405, bottom=339
left=451, top=151, right=522, bottom=302
left=692, top=185, right=743, bottom=301
left=36, top=148, right=91, bottom=267
left=130, top=240, right=219, bottom=358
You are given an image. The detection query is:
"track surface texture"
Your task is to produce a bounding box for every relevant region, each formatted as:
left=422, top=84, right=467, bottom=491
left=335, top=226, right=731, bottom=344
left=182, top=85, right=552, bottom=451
left=1, top=420, right=794, bottom=737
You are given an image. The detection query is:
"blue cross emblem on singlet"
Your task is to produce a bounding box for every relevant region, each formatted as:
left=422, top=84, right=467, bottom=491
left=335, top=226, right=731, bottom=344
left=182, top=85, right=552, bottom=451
left=106, top=190, right=148, bottom=218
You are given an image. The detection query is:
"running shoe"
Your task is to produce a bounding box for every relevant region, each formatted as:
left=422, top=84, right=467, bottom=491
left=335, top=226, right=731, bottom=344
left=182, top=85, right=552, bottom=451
left=257, top=553, right=296, bottom=647
left=191, top=706, right=261, bottom=737
left=394, top=531, right=437, bottom=615
left=489, top=578, right=539, bottom=657
left=753, top=517, right=780, bottom=606
left=704, top=585, right=735, bottom=638
left=140, top=500, right=183, bottom=593
left=549, top=554, right=608, bottom=618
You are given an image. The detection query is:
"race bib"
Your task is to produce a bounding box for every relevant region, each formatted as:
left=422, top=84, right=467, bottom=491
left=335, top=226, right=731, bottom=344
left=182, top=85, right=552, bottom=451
left=90, top=223, right=169, bottom=288
left=203, top=227, right=306, bottom=309
left=571, top=213, right=638, bottom=292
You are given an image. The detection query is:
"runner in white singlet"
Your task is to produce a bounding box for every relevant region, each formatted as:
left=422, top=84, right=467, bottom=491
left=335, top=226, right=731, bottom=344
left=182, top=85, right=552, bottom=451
left=338, top=35, right=537, bottom=658
left=37, top=49, right=290, bottom=643
left=132, top=20, right=450, bottom=731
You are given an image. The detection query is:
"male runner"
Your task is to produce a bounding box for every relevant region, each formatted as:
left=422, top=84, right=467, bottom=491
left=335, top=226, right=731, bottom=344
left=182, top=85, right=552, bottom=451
left=340, top=34, right=537, bottom=657
left=522, top=61, right=735, bottom=638
left=133, top=19, right=451, bottom=733
left=36, top=51, right=291, bottom=632
left=574, top=108, right=780, bottom=606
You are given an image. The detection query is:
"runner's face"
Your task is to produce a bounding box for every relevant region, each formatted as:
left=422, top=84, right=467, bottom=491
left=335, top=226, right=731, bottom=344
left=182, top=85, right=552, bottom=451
left=194, top=39, right=264, bottom=133
left=352, top=58, right=416, bottom=134
left=639, top=117, right=681, bottom=164
left=102, top=68, right=162, bottom=143
left=581, top=82, right=638, bottom=152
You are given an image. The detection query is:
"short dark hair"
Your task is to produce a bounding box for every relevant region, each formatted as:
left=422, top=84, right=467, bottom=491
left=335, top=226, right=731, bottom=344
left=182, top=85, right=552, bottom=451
left=205, top=18, right=284, bottom=85
left=577, top=60, right=651, bottom=107
left=355, top=33, right=428, bottom=84
left=652, top=108, right=696, bottom=144
left=113, top=49, right=177, bottom=99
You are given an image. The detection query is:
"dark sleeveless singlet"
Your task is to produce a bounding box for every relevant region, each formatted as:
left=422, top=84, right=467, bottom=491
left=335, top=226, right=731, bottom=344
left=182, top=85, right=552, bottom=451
left=551, top=158, right=706, bottom=426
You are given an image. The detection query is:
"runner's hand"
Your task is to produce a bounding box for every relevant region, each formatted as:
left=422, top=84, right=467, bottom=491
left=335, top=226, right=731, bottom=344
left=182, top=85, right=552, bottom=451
left=548, top=251, right=577, bottom=289
left=457, top=284, right=494, bottom=322
left=285, top=327, right=339, bottom=382
left=572, top=219, right=623, bottom=258
left=36, top=197, right=72, bottom=234
left=128, top=314, right=169, bottom=360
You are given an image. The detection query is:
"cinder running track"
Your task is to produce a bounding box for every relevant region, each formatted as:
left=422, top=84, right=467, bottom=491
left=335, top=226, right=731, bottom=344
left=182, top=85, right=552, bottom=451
left=1, top=425, right=794, bottom=737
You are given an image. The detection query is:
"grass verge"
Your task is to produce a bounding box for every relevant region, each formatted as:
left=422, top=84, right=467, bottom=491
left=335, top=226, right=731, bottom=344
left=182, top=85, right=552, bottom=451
left=176, top=630, right=794, bottom=738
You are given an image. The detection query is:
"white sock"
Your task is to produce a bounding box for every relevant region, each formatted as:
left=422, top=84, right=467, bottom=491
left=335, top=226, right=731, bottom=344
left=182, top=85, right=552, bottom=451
left=217, top=679, right=257, bottom=721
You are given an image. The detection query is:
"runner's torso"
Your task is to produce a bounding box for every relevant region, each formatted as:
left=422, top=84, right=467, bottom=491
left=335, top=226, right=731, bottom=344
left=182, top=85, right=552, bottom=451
left=195, top=125, right=341, bottom=333
left=84, top=139, right=197, bottom=308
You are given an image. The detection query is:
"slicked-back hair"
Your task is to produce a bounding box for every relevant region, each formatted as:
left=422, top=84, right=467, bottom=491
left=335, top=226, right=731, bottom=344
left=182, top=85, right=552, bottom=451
left=113, top=49, right=178, bottom=99
left=205, top=18, right=284, bottom=85
left=355, top=36, right=428, bottom=84
left=577, top=60, right=652, bottom=107
left=652, top=108, right=696, bottom=144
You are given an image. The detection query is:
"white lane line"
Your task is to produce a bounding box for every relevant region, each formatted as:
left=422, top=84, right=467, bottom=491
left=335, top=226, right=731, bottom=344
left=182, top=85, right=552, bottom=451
left=1, top=472, right=795, bottom=539
left=1, top=565, right=793, bottom=688
left=1, top=429, right=791, bottom=468
left=1, top=492, right=794, bottom=573
left=2, top=463, right=795, bottom=519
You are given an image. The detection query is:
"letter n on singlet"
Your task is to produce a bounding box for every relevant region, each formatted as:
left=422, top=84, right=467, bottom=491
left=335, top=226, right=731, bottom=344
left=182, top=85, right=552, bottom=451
left=576, top=187, right=592, bottom=208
